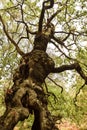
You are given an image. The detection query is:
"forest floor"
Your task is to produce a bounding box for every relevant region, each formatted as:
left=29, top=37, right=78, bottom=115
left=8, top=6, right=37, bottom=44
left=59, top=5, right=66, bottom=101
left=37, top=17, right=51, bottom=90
left=55, top=119, right=80, bottom=130
left=13, top=118, right=86, bottom=130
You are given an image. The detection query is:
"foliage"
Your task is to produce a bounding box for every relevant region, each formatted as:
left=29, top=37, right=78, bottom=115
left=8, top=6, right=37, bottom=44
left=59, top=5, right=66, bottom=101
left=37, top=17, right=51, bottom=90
left=0, top=0, right=87, bottom=130
left=47, top=81, right=87, bottom=129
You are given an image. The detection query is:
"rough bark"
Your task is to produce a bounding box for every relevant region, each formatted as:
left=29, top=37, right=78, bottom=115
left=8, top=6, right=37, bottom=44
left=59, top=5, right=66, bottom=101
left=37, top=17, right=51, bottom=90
left=1, top=0, right=86, bottom=130
left=0, top=32, right=58, bottom=130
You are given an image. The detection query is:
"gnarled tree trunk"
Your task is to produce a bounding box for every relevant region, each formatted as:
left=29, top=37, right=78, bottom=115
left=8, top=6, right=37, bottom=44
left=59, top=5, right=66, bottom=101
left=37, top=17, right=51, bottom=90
left=0, top=34, right=58, bottom=130
left=1, top=0, right=86, bottom=130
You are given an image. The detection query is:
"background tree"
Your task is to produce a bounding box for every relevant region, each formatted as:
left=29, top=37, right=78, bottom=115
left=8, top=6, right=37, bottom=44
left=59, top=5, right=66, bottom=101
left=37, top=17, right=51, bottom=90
left=0, top=0, right=87, bottom=130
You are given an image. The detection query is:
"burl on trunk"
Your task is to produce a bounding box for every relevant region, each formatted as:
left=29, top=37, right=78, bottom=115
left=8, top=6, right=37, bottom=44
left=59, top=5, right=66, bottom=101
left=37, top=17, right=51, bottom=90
left=0, top=33, right=58, bottom=130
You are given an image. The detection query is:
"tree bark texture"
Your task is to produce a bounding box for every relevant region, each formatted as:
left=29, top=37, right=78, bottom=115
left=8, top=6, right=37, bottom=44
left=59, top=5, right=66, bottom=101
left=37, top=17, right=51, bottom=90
left=1, top=0, right=86, bottom=129
left=0, top=34, right=58, bottom=130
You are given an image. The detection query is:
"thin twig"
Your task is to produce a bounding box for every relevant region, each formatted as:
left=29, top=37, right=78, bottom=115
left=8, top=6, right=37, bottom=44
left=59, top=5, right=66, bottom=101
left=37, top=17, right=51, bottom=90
left=74, top=82, right=86, bottom=106
left=47, top=76, right=63, bottom=93
left=0, top=15, right=25, bottom=57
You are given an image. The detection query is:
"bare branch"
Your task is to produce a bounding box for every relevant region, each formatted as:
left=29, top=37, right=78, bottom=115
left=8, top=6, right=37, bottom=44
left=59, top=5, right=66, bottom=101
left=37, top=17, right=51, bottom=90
left=44, top=81, right=58, bottom=103
left=74, top=82, right=86, bottom=105
left=23, top=21, right=37, bottom=35
left=51, top=63, right=77, bottom=73
left=38, top=7, right=45, bottom=33
left=50, top=40, right=73, bottom=59
left=17, top=36, right=28, bottom=44
left=47, top=76, right=63, bottom=93
left=0, top=15, right=25, bottom=57
left=16, top=20, right=37, bottom=35
left=38, top=0, right=54, bottom=33
left=52, top=36, right=67, bottom=48
left=46, top=8, right=63, bottom=27
left=51, top=62, right=87, bottom=83
left=62, top=32, right=71, bottom=41
left=20, top=1, right=37, bottom=36
left=44, top=0, right=54, bottom=9
left=0, top=4, right=19, bottom=11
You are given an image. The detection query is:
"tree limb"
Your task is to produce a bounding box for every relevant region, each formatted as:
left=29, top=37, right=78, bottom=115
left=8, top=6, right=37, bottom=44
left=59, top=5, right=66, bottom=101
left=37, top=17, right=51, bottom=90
left=0, top=15, right=25, bottom=57
left=51, top=63, right=77, bottom=73
left=46, top=8, right=63, bottom=27
left=47, top=76, right=63, bottom=93
left=50, top=40, right=72, bottom=59
left=38, top=7, right=45, bottom=33
left=62, top=32, right=71, bottom=41
left=20, top=1, right=37, bottom=35
left=52, top=35, right=66, bottom=47
left=43, top=0, right=54, bottom=9
left=51, top=62, right=87, bottom=83
left=38, top=0, right=54, bottom=33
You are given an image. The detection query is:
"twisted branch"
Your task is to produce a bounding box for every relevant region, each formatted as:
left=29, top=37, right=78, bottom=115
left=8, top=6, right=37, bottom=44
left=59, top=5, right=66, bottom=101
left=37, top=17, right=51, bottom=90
left=51, top=62, right=87, bottom=83
left=38, top=0, right=54, bottom=33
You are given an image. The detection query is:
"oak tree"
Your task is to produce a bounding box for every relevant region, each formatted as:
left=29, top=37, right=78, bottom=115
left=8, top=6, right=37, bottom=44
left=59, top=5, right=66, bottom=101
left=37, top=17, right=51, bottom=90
left=0, top=0, right=87, bottom=130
